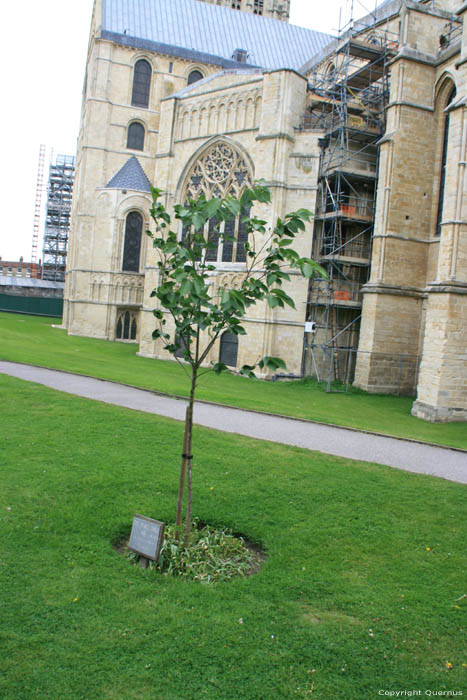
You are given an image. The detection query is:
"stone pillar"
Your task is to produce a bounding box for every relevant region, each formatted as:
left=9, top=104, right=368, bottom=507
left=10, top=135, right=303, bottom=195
left=412, top=3, right=467, bottom=422
left=354, top=48, right=436, bottom=394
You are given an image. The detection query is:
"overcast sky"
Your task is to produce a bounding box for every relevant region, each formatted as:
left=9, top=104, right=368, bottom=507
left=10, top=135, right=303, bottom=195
left=1, top=0, right=370, bottom=262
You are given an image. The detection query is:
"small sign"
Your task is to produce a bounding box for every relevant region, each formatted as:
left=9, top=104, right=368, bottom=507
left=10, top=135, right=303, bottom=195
left=305, top=321, right=317, bottom=333
left=129, top=514, right=165, bottom=561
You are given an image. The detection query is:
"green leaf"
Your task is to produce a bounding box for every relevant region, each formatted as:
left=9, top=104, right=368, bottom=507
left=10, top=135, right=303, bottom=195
left=192, top=213, right=205, bottom=231
left=258, top=356, right=287, bottom=371
left=212, top=362, right=228, bottom=375
left=225, top=198, right=241, bottom=216
left=180, top=279, right=192, bottom=295
left=301, top=260, right=329, bottom=279
left=205, top=198, right=222, bottom=218
left=239, top=364, right=257, bottom=379
left=267, top=294, right=281, bottom=309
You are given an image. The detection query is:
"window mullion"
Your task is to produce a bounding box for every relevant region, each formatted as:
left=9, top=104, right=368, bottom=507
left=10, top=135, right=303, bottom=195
left=218, top=221, right=225, bottom=263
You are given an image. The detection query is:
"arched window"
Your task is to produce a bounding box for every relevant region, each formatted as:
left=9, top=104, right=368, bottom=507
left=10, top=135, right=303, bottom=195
left=122, top=212, right=143, bottom=272
left=188, top=70, right=203, bottom=85
left=435, top=86, right=456, bottom=236
left=116, top=310, right=138, bottom=341
left=219, top=331, right=238, bottom=367
left=127, top=122, right=145, bottom=151
left=131, top=59, right=151, bottom=108
left=326, top=63, right=336, bottom=82
left=181, top=142, right=253, bottom=263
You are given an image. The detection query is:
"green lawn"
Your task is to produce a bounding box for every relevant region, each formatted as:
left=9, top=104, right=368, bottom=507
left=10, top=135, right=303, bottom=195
left=1, top=312, right=466, bottom=449
left=1, top=374, right=466, bottom=700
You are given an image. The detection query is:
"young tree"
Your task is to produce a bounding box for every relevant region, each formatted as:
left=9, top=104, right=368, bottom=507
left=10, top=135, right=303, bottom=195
left=148, top=183, right=326, bottom=545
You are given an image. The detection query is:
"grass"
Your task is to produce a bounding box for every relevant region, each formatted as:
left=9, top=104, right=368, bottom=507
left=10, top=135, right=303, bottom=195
left=1, top=373, right=466, bottom=699
left=0, top=312, right=466, bottom=449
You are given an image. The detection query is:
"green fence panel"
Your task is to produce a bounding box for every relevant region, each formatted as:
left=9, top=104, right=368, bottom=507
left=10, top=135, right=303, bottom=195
left=0, top=294, right=63, bottom=318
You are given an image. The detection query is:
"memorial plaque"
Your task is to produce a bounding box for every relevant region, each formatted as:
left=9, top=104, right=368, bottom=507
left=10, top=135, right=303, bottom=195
left=129, top=514, right=165, bottom=561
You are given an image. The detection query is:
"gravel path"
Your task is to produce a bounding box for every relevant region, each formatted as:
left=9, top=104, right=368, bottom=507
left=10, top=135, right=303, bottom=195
left=1, top=361, right=466, bottom=484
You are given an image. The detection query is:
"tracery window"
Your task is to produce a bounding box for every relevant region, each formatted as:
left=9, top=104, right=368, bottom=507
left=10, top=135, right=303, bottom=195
left=126, top=122, right=145, bottom=151
left=188, top=70, right=203, bottom=85
left=435, top=86, right=456, bottom=236
left=131, top=59, right=151, bottom=108
left=182, top=142, right=253, bottom=263
left=122, top=211, right=143, bottom=272
left=116, top=310, right=138, bottom=341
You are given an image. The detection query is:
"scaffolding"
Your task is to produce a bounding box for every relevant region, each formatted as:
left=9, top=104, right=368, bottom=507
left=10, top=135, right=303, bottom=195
left=32, top=144, right=46, bottom=266
left=42, top=153, right=75, bottom=282
left=301, top=17, right=399, bottom=387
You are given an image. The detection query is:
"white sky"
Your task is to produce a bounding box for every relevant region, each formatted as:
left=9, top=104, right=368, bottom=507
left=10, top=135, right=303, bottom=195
left=0, top=0, right=367, bottom=262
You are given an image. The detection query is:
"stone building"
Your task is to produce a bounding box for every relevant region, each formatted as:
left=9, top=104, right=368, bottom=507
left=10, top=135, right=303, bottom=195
left=64, top=0, right=467, bottom=422
left=0, top=257, right=41, bottom=279
left=201, top=0, right=290, bottom=20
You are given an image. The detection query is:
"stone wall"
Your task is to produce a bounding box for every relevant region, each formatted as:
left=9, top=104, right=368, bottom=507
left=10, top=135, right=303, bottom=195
left=354, top=0, right=467, bottom=420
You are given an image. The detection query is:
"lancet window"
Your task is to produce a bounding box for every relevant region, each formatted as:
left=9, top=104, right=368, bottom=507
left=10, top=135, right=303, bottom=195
left=131, top=59, right=151, bottom=108
left=435, top=86, right=456, bottom=236
left=182, top=142, right=253, bottom=263
left=127, top=122, right=145, bottom=151
left=122, top=211, right=143, bottom=272
left=116, top=310, right=138, bottom=341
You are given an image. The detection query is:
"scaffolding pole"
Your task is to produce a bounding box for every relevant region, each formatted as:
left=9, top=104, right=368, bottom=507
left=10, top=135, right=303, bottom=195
left=32, top=144, right=46, bottom=266
left=301, top=12, right=398, bottom=386
left=42, top=153, right=75, bottom=282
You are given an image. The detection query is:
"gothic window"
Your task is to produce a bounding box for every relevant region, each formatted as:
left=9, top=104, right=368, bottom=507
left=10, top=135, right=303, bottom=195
left=122, top=211, right=143, bottom=272
left=188, top=70, right=203, bottom=85
left=231, top=2, right=241, bottom=8
left=182, top=142, right=253, bottom=263
left=206, top=217, right=220, bottom=262
left=219, top=331, right=238, bottom=367
left=326, top=63, right=336, bottom=82
left=126, top=122, right=145, bottom=151
left=116, top=310, right=138, bottom=341
left=131, top=59, right=151, bottom=108
left=236, top=209, right=250, bottom=262
left=435, top=86, right=456, bottom=236
left=254, top=0, right=263, bottom=14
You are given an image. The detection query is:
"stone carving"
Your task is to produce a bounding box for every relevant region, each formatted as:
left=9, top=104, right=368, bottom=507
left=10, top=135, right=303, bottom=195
left=91, top=273, right=144, bottom=305
left=218, top=273, right=243, bottom=290
left=178, top=88, right=261, bottom=140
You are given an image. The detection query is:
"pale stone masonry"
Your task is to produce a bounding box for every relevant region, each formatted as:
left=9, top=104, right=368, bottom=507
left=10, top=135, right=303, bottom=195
left=64, top=0, right=466, bottom=422
left=200, top=0, right=290, bottom=21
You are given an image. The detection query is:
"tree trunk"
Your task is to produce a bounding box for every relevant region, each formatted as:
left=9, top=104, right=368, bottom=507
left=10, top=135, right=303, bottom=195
left=175, top=410, right=189, bottom=539
left=183, top=372, right=196, bottom=547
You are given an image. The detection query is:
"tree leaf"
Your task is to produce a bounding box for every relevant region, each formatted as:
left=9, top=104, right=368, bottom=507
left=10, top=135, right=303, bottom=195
left=212, top=362, right=228, bottom=375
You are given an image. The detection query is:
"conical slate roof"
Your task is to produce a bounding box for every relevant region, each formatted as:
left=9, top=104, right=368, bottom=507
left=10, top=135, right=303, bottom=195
left=106, top=156, right=152, bottom=192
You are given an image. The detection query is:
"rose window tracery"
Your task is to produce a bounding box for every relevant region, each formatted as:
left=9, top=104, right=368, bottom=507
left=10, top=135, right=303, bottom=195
left=182, top=143, right=253, bottom=264
left=184, top=143, right=252, bottom=201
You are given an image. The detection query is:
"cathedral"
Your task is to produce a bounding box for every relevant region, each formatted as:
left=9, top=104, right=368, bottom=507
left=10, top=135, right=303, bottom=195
left=63, top=0, right=467, bottom=422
